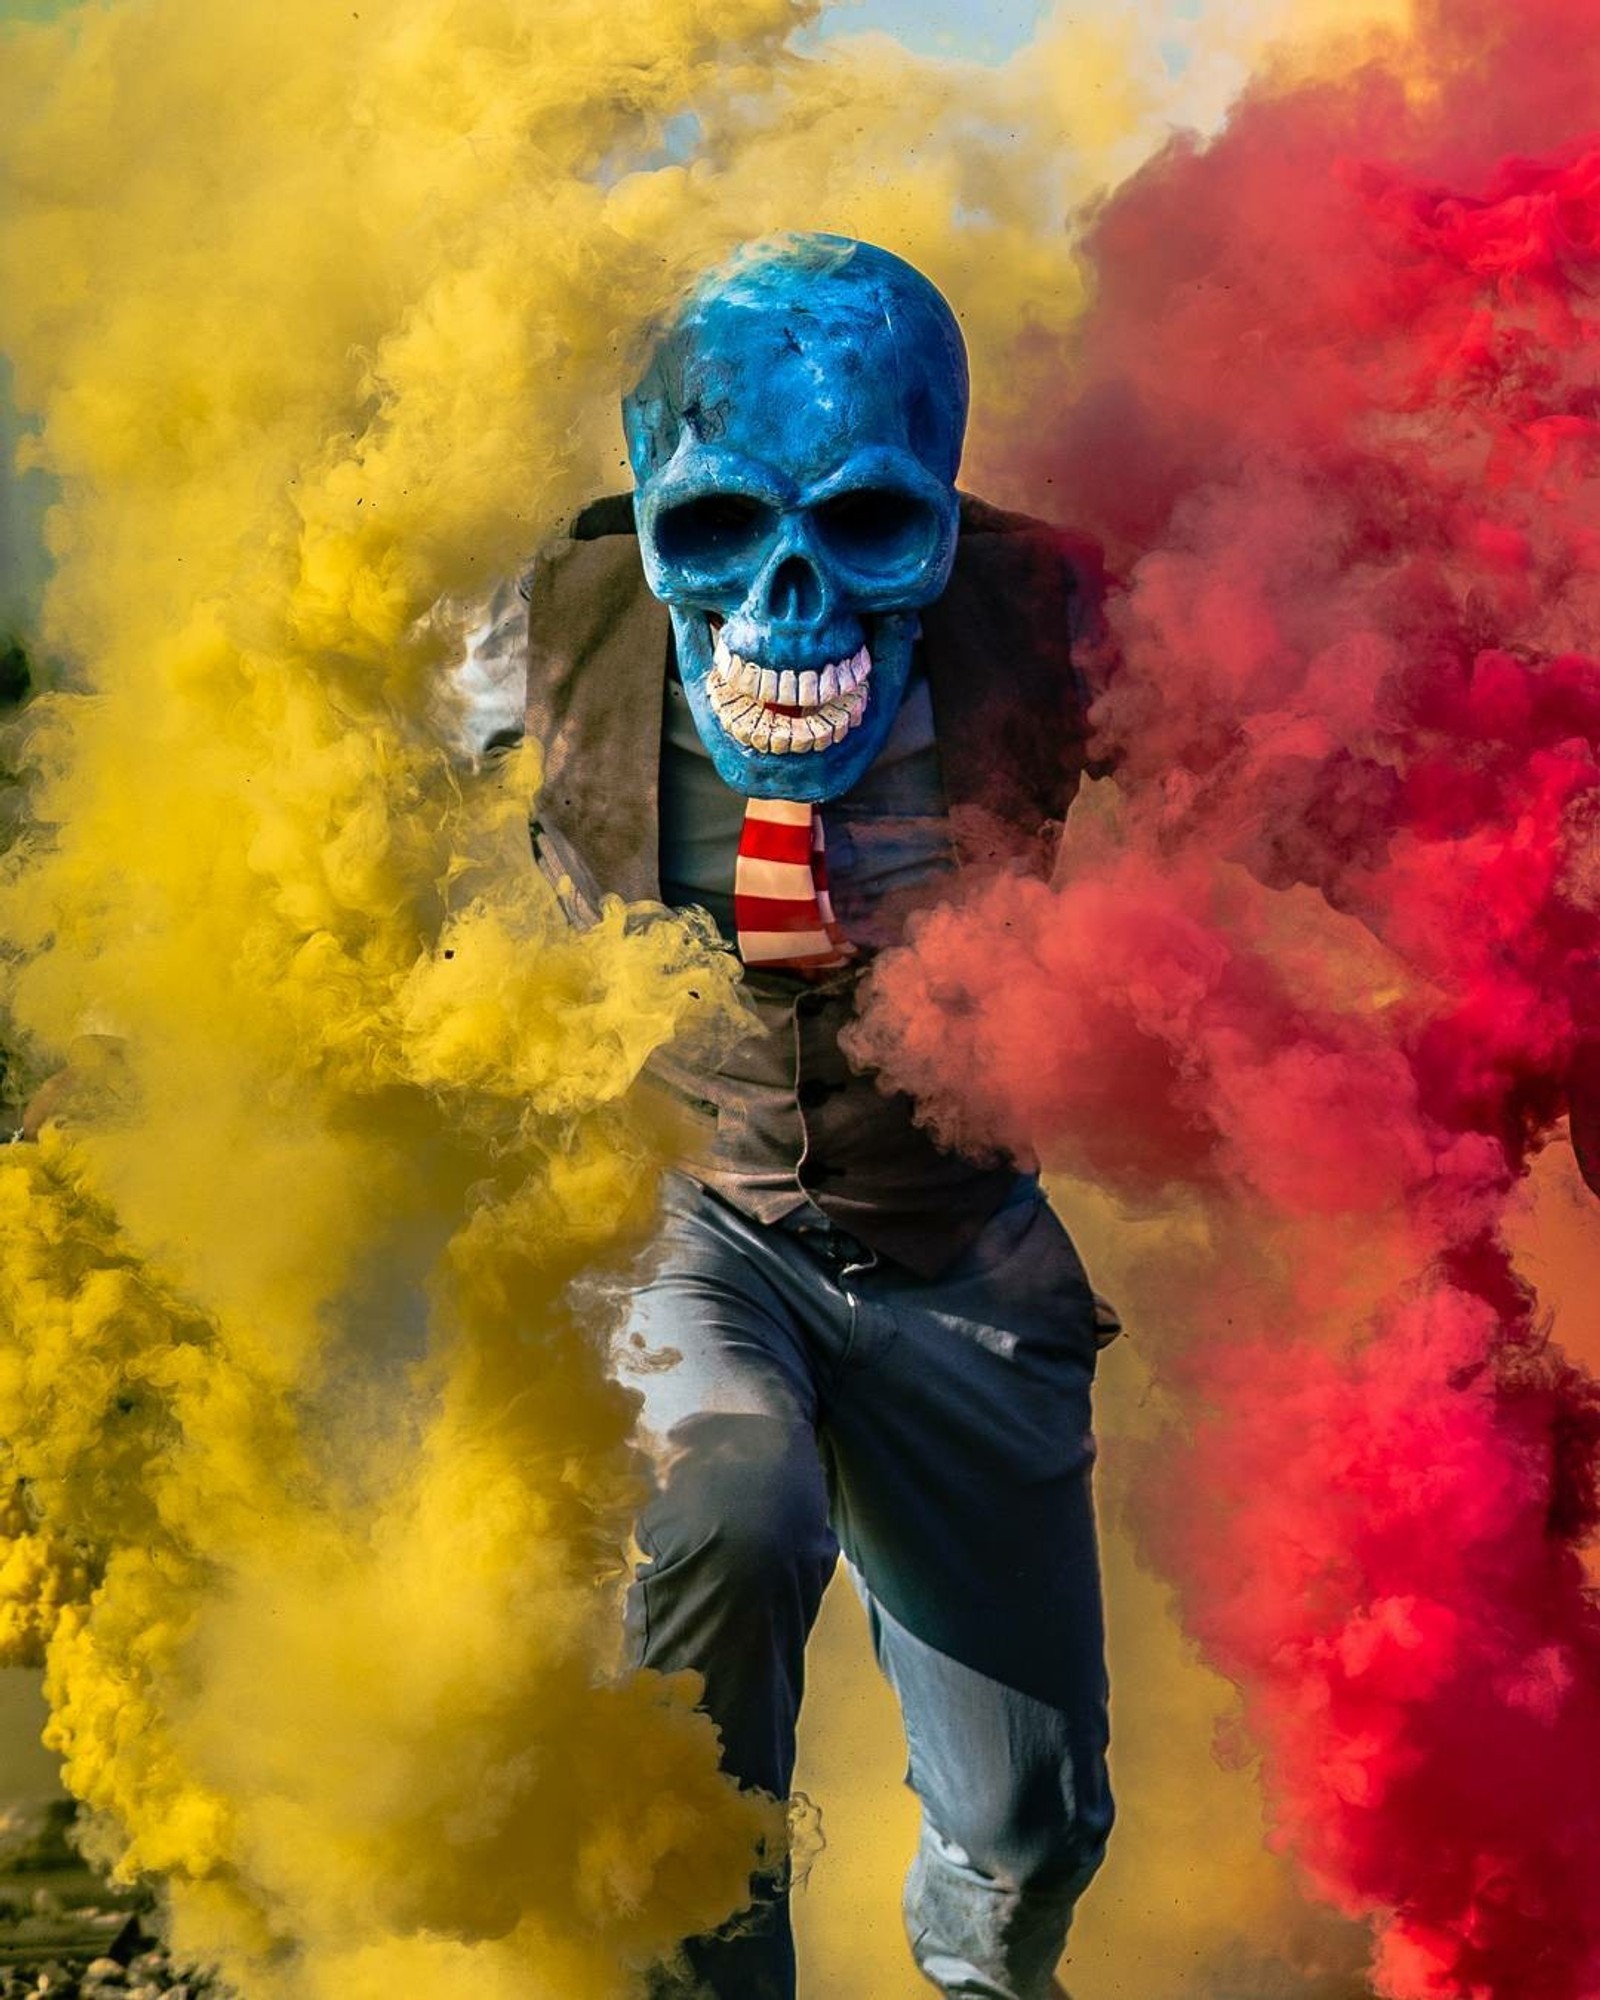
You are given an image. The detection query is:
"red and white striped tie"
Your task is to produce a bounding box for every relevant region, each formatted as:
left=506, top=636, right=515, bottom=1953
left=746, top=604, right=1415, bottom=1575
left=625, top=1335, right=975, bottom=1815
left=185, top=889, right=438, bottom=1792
left=733, top=798, right=856, bottom=973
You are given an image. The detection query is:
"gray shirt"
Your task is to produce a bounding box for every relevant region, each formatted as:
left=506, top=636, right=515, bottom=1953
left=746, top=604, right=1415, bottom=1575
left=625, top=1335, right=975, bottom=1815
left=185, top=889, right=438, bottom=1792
left=651, top=654, right=1033, bottom=1250
left=658, top=655, right=958, bottom=950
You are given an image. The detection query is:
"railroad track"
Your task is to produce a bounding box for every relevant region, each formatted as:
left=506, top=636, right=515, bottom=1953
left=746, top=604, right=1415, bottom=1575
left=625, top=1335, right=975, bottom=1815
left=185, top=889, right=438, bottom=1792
left=0, top=1908, right=136, bottom=1967
left=0, top=1807, right=224, bottom=1997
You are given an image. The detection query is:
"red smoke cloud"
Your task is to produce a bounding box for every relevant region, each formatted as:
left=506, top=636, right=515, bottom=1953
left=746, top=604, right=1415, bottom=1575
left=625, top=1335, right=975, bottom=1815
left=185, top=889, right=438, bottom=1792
left=849, top=3, right=1600, bottom=1992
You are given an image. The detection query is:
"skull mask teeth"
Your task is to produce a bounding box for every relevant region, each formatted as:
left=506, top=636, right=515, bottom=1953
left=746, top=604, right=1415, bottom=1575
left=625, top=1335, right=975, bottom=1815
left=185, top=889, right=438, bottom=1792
left=706, top=626, right=872, bottom=756
left=623, top=235, right=969, bottom=802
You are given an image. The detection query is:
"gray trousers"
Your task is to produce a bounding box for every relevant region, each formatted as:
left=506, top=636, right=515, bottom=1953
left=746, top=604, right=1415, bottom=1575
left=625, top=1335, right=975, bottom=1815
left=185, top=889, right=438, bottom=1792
left=624, top=1173, right=1113, bottom=2000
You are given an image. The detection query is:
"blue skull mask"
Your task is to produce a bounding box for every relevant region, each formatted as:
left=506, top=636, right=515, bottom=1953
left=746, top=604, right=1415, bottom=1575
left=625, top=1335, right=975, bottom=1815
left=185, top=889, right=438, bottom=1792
left=622, top=236, right=968, bottom=801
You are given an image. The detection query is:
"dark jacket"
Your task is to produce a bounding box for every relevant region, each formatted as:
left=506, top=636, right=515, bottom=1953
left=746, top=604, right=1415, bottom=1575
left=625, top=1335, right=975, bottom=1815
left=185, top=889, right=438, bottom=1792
left=523, top=492, right=1108, bottom=1274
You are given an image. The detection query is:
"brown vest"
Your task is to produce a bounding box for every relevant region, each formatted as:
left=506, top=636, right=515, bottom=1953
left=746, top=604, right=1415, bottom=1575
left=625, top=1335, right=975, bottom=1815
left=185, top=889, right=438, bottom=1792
left=523, top=493, right=1107, bottom=1274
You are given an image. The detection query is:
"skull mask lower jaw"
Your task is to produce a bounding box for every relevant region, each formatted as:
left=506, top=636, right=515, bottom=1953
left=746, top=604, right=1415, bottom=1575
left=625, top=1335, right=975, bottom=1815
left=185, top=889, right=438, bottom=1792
left=670, top=605, right=920, bottom=801
left=624, top=235, right=969, bottom=805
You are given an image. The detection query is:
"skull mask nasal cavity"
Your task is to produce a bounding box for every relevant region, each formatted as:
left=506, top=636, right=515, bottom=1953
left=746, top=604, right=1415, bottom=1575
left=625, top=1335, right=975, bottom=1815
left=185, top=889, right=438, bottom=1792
left=622, top=235, right=969, bottom=802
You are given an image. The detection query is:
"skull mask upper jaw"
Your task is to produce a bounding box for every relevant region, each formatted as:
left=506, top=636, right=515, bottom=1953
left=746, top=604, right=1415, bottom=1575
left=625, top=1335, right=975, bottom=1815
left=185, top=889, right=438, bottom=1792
left=623, top=235, right=969, bottom=802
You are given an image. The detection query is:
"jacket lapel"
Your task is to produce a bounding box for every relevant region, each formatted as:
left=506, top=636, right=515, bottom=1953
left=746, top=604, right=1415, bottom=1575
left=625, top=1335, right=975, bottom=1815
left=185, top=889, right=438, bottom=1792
left=922, top=498, right=1095, bottom=868
left=526, top=530, right=670, bottom=905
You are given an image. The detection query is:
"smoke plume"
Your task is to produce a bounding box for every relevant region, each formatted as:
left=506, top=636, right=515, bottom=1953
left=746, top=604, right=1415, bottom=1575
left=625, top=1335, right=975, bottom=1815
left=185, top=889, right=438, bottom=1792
left=850, top=2, right=1600, bottom=1993
left=0, top=0, right=1477, bottom=1993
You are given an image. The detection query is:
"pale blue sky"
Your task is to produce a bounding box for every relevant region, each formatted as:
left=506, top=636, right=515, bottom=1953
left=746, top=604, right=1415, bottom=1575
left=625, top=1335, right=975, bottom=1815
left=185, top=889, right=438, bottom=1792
left=804, top=0, right=1050, bottom=62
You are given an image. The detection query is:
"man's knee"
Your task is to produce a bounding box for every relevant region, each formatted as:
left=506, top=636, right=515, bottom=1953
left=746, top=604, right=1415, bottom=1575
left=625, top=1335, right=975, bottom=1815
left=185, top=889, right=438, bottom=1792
left=640, top=1411, right=835, bottom=1591
left=919, top=1761, right=1114, bottom=1897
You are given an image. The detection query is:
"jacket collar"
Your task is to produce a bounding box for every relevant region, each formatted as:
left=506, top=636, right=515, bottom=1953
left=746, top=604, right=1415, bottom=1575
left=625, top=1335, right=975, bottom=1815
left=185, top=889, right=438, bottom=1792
left=525, top=493, right=1094, bottom=905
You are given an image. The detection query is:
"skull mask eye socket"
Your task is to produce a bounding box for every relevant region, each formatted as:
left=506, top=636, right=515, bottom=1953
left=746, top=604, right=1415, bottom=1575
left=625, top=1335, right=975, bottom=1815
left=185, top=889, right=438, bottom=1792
left=653, top=493, right=775, bottom=580
left=812, top=487, right=942, bottom=578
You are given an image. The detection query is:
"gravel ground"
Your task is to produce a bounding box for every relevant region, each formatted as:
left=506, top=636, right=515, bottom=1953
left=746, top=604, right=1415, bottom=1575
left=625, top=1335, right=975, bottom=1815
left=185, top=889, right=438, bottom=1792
left=0, top=1937, right=229, bottom=2000
left=0, top=1806, right=228, bottom=2000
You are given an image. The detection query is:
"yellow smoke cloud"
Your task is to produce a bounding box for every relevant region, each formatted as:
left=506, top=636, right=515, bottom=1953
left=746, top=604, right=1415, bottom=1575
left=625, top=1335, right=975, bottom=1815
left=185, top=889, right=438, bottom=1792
left=0, top=0, right=1415, bottom=1994
left=0, top=3, right=796, bottom=1992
